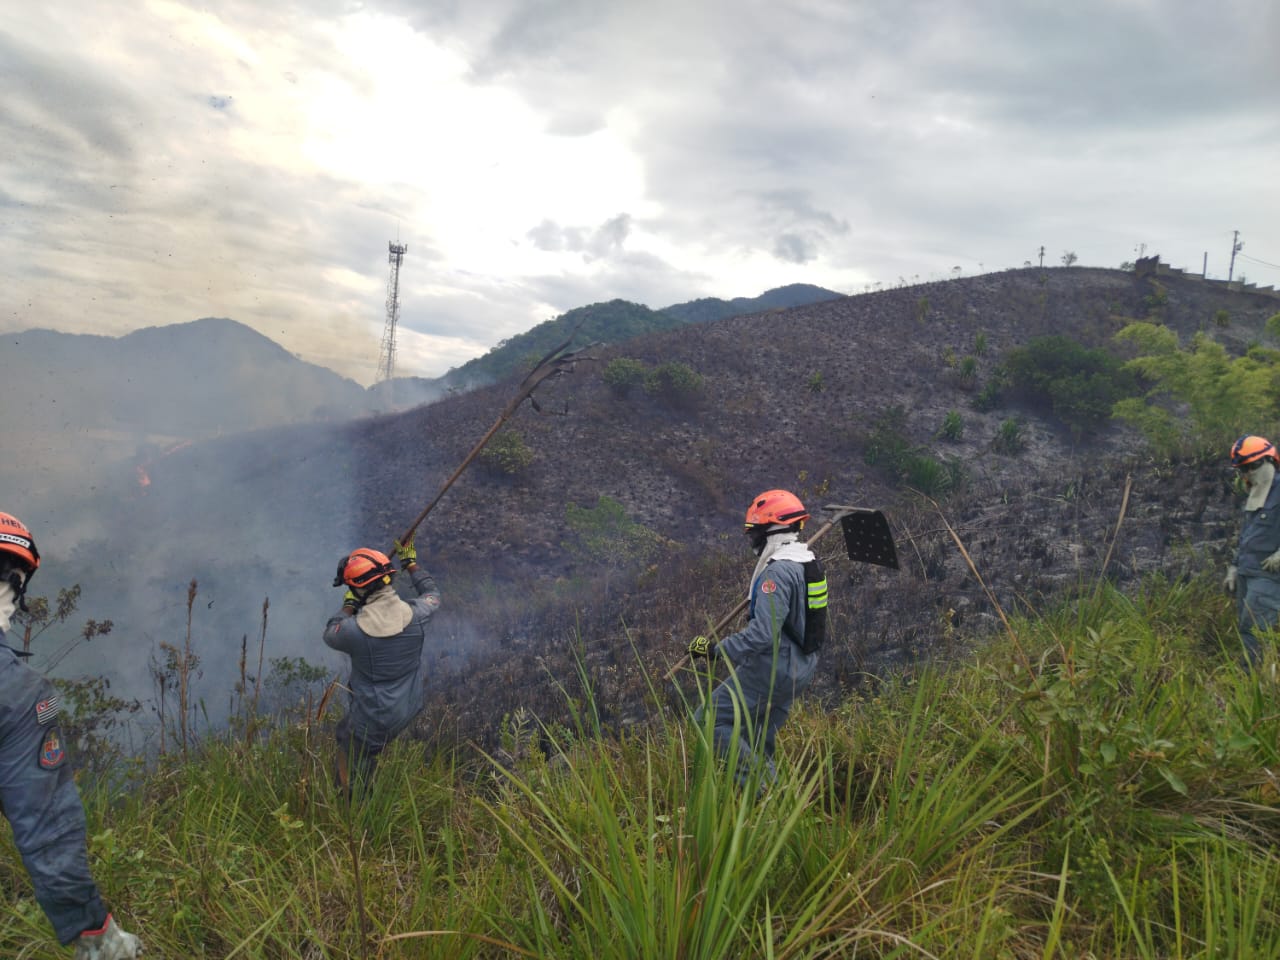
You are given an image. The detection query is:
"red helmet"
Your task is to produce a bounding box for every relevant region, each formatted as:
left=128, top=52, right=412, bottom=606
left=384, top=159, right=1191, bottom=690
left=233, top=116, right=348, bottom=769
left=333, top=548, right=395, bottom=589
left=1230, top=435, right=1279, bottom=470
left=744, top=489, right=809, bottom=530
left=0, top=512, right=40, bottom=573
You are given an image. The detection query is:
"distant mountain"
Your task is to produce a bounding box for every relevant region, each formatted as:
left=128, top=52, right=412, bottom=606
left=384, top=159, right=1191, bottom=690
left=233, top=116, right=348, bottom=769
left=430, top=300, right=677, bottom=393
left=2, top=317, right=372, bottom=510
left=7, top=317, right=369, bottom=435
left=659, top=282, right=844, bottom=324
left=433, top=284, right=844, bottom=392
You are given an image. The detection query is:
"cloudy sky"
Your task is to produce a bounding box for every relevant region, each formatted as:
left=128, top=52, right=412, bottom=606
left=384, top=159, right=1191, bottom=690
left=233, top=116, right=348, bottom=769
left=2, top=0, right=1277, bottom=385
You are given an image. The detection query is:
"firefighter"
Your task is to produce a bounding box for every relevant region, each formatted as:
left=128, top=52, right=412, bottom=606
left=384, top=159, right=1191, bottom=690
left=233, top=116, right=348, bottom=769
left=1225, top=436, right=1280, bottom=666
left=325, top=540, right=441, bottom=793
left=688, top=489, right=828, bottom=788
left=0, top=512, right=142, bottom=959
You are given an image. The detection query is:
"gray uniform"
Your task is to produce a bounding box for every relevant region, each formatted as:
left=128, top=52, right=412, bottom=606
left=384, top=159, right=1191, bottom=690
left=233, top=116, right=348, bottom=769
left=324, top=566, right=440, bottom=778
left=1234, top=480, right=1280, bottom=664
left=699, top=554, right=819, bottom=786
left=0, top=632, right=108, bottom=944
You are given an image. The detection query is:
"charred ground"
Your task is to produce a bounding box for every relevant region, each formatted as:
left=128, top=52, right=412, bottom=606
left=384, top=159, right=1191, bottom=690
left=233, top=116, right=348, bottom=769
left=35, top=265, right=1280, bottom=749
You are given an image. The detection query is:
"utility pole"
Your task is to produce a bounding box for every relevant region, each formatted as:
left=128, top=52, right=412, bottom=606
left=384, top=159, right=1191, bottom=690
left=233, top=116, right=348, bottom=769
left=1228, top=230, right=1242, bottom=282
left=1038, top=245, right=1045, bottom=268
left=376, top=241, right=408, bottom=398
left=1202, top=252, right=1207, bottom=278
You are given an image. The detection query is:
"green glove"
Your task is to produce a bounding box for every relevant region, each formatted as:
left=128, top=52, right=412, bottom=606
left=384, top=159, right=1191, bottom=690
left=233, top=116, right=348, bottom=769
left=394, top=538, right=418, bottom=568
left=343, top=589, right=359, bottom=608
left=688, top=635, right=717, bottom=659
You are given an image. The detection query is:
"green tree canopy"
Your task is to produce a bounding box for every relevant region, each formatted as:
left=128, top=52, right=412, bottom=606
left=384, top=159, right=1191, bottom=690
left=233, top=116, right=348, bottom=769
left=1112, top=322, right=1280, bottom=458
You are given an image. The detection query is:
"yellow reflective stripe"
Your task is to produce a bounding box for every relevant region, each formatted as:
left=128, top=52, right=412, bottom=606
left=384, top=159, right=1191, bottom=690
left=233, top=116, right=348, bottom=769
left=807, top=578, right=828, bottom=609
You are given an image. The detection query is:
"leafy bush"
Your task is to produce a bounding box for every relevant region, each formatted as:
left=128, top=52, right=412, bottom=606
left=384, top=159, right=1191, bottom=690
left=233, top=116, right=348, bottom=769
left=936, top=410, right=964, bottom=441
left=992, top=417, right=1025, bottom=454
left=479, top=429, right=535, bottom=475
left=1142, top=281, right=1169, bottom=315
left=642, top=361, right=704, bottom=406
left=602, top=357, right=647, bottom=397
left=1003, top=335, right=1138, bottom=439
left=903, top=453, right=966, bottom=496
left=1113, top=323, right=1280, bottom=458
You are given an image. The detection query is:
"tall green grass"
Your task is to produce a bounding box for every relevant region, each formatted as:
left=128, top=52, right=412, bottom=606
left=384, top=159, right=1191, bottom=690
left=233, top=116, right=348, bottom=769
left=3, top=573, right=1280, bottom=957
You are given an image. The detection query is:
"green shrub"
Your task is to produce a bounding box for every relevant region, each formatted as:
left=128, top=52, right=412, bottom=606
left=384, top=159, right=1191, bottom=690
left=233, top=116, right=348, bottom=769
left=971, top=373, right=1006, bottom=412
left=1114, top=322, right=1280, bottom=458
left=602, top=357, right=647, bottom=397
left=1141, top=281, right=1169, bottom=315
left=904, top=453, right=967, bottom=496
left=642, top=361, right=704, bottom=406
left=807, top=371, right=825, bottom=394
left=937, top=410, right=964, bottom=441
left=992, top=417, right=1025, bottom=454
left=479, top=429, right=535, bottom=474
left=1004, top=335, right=1138, bottom=439
left=1266, top=313, right=1280, bottom=339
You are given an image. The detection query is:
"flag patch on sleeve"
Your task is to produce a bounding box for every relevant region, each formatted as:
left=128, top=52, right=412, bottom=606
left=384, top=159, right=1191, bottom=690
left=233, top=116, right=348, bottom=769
left=35, top=697, right=60, bottom=725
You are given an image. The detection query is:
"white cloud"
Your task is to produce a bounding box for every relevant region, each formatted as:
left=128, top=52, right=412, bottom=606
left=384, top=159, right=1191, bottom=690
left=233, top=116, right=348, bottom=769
left=0, top=0, right=1276, bottom=386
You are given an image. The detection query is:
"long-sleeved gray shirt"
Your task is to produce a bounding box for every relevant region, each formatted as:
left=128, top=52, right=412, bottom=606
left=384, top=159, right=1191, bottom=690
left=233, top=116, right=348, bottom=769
left=323, top=566, right=440, bottom=746
left=718, top=555, right=819, bottom=681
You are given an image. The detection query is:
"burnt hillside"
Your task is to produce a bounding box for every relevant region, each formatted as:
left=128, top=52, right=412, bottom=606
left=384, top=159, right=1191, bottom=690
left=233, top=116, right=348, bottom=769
left=35, top=266, right=1280, bottom=746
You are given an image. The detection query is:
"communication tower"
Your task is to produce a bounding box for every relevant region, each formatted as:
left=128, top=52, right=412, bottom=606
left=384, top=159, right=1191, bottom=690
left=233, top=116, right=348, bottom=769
left=376, top=241, right=408, bottom=385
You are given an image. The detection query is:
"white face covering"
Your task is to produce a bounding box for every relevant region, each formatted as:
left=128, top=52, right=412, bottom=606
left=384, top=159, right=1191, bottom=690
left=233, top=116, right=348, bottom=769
left=1245, top=460, right=1277, bottom=511
left=0, top=581, right=18, bottom=635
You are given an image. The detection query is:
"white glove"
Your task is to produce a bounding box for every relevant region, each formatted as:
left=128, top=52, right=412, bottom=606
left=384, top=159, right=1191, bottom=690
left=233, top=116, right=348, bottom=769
left=1224, top=565, right=1238, bottom=595
left=72, top=915, right=142, bottom=960
left=1264, top=551, right=1280, bottom=574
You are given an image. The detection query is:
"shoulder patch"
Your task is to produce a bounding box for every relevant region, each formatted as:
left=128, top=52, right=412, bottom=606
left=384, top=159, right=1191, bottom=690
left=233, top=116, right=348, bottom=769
left=759, top=579, right=778, bottom=594
left=39, top=729, right=66, bottom=770
left=35, top=697, right=60, bottom=725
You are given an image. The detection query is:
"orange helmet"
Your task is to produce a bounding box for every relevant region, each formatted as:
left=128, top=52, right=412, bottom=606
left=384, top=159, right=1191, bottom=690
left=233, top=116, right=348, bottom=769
left=744, top=489, right=809, bottom=530
left=1230, top=435, right=1279, bottom=470
left=333, top=548, right=395, bottom=590
left=0, top=512, right=40, bottom=574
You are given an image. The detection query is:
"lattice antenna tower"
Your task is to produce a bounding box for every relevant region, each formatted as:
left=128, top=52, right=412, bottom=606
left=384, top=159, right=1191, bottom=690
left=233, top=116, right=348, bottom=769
left=376, top=241, right=408, bottom=383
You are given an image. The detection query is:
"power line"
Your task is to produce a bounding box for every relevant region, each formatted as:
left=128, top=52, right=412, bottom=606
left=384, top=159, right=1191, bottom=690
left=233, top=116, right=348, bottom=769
left=1239, top=252, right=1280, bottom=271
